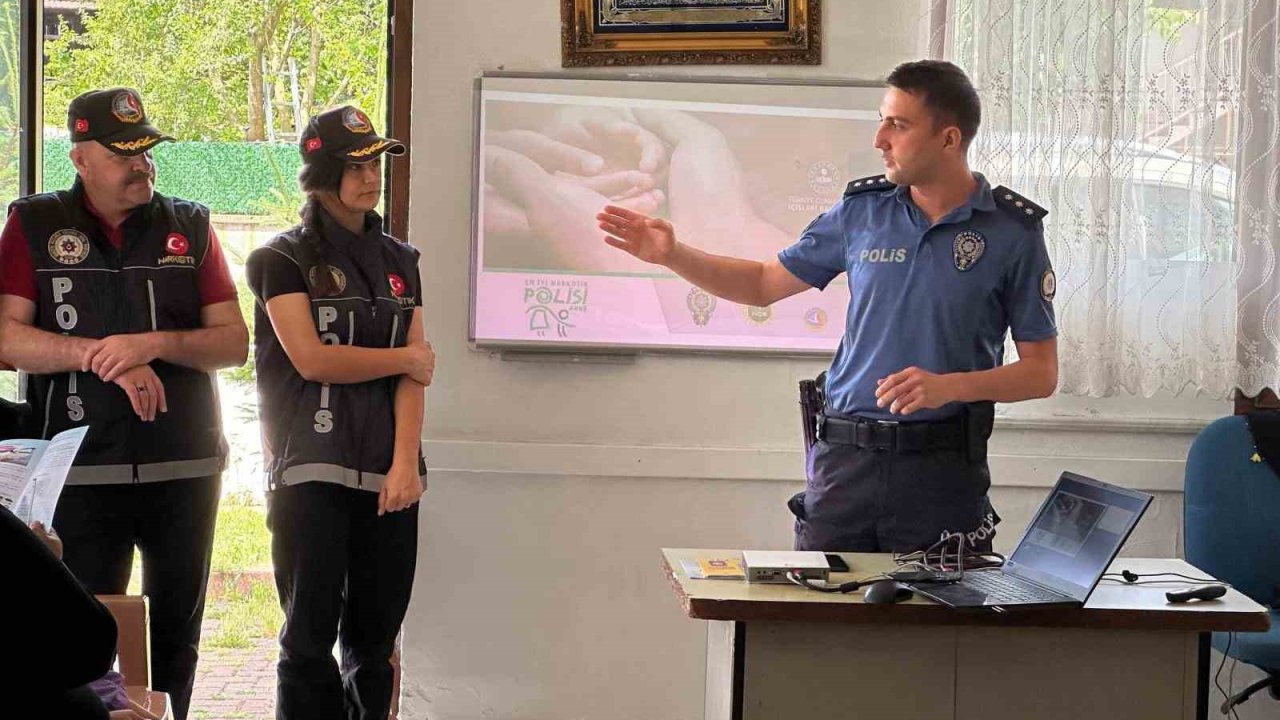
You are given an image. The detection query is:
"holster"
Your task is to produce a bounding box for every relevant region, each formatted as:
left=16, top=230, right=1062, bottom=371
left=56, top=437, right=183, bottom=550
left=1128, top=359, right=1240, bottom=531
left=798, top=371, right=827, bottom=452
left=962, top=401, right=995, bottom=463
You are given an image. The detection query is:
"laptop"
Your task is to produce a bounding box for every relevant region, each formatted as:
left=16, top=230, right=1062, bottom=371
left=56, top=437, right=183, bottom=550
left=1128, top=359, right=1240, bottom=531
left=907, top=472, right=1152, bottom=609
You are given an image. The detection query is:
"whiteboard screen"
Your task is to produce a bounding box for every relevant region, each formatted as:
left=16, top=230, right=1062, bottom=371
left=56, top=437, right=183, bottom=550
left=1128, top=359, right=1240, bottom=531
left=471, top=74, right=886, bottom=355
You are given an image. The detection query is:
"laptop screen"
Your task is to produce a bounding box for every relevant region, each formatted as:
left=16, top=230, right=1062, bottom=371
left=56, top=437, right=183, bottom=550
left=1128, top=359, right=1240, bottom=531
left=1003, top=472, right=1153, bottom=600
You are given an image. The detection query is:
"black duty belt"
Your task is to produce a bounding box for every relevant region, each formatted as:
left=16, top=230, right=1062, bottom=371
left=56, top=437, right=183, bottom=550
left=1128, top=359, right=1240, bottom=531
left=816, top=413, right=964, bottom=453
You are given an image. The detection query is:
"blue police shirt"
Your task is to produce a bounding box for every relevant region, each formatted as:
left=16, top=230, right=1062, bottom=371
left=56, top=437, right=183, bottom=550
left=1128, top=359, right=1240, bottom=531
left=778, top=173, right=1057, bottom=421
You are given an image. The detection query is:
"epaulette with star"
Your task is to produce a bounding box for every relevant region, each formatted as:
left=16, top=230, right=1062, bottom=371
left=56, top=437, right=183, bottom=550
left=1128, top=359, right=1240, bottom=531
left=993, top=186, right=1048, bottom=225
left=843, top=175, right=895, bottom=197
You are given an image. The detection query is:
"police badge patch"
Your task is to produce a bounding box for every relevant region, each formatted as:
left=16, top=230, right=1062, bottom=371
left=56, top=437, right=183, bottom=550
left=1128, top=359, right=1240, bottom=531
left=111, top=91, right=143, bottom=124
left=953, top=230, right=985, bottom=271
left=48, top=229, right=90, bottom=265
left=308, top=265, right=348, bottom=295
left=343, top=107, right=372, bottom=134
left=1040, top=269, right=1057, bottom=301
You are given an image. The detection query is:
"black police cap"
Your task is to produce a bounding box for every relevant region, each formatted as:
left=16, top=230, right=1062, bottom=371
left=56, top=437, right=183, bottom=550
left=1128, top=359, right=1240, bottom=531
left=67, top=88, right=174, bottom=156
left=300, top=106, right=405, bottom=163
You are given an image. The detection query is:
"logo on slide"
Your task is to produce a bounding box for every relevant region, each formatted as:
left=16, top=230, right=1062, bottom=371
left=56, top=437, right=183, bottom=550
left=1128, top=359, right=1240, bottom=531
left=807, top=160, right=842, bottom=196
left=803, top=307, right=828, bottom=331
left=524, top=278, right=587, bottom=339
left=743, top=305, right=772, bottom=326
left=687, top=287, right=716, bottom=327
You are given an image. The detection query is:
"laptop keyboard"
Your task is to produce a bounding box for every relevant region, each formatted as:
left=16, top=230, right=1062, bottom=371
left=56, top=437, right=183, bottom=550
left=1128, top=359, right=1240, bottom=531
left=963, top=570, right=1066, bottom=603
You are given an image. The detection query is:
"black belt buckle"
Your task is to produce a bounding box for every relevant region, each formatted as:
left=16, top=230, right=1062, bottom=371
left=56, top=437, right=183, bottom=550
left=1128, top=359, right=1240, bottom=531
left=815, top=413, right=826, bottom=442
left=855, top=418, right=895, bottom=451
left=875, top=419, right=899, bottom=452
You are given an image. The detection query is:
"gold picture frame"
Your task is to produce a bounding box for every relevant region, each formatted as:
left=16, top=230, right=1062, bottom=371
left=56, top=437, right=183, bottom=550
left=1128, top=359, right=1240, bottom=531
left=561, top=0, right=821, bottom=67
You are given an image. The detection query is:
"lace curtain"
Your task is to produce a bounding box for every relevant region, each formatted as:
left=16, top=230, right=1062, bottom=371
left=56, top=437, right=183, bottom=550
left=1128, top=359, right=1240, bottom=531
left=937, top=0, right=1278, bottom=398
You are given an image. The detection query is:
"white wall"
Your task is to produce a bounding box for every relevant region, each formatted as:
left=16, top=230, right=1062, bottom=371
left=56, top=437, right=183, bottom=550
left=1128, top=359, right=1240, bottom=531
left=404, top=3, right=1234, bottom=719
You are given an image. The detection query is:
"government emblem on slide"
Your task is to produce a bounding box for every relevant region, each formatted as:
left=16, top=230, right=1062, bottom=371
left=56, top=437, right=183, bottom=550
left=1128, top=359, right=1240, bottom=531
left=687, top=287, right=716, bottom=326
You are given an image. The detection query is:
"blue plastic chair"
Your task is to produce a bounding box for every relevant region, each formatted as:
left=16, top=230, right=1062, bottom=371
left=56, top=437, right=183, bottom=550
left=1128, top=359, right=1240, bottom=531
left=1184, top=415, right=1280, bottom=712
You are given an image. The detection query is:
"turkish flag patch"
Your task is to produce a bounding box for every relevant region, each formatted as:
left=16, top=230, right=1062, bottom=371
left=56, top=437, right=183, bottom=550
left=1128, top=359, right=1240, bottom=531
left=388, top=273, right=406, bottom=297
left=166, top=233, right=190, bottom=255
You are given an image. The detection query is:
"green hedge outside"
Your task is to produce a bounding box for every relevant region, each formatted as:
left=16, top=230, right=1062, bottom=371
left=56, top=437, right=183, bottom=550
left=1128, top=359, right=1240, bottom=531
left=42, top=138, right=302, bottom=215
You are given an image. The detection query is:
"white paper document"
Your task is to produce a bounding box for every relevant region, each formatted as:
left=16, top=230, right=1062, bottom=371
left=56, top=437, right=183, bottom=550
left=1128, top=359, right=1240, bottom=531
left=0, top=426, right=88, bottom=527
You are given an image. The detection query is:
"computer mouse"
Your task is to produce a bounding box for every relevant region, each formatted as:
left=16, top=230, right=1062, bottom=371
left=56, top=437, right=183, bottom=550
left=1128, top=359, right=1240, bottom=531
left=863, top=579, right=914, bottom=605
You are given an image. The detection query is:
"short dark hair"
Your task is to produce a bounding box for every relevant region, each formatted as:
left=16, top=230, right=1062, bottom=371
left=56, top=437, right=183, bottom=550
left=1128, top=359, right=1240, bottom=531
left=886, top=60, right=981, bottom=148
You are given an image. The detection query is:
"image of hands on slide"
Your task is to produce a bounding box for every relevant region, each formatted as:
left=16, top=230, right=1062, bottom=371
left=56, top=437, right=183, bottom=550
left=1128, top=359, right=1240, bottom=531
left=482, top=100, right=876, bottom=273
left=472, top=82, right=884, bottom=352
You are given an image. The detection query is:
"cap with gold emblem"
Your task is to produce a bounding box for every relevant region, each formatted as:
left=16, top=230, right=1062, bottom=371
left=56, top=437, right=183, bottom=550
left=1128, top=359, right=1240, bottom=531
left=67, top=88, right=175, bottom=156
left=299, top=105, right=405, bottom=163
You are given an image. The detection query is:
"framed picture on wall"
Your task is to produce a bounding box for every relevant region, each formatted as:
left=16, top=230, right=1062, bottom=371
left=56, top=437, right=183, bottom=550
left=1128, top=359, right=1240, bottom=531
left=561, top=0, right=821, bottom=67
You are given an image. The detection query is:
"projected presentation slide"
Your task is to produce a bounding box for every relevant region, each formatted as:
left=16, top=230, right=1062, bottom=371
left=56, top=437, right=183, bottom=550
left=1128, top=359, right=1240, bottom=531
left=472, top=76, right=886, bottom=354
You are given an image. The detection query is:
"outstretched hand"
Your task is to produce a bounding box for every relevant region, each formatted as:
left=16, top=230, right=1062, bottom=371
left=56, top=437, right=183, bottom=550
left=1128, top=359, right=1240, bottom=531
left=596, top=205, right=678, bottom=267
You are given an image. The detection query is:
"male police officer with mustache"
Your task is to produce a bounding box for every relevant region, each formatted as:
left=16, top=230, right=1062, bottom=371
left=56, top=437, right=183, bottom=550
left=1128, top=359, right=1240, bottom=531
left=599, top=61, right=1059, bottom=554
left=0, top=88, right=248, bottom=720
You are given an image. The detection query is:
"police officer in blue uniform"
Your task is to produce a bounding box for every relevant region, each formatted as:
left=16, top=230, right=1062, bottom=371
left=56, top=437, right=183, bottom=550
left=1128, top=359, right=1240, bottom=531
left=246, top=106, right=434, bottom=720
left=598, top=60, right=1058, bottom=552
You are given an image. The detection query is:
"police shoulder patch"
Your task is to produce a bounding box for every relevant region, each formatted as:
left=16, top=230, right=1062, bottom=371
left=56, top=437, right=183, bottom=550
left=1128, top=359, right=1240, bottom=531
left=1040, top=269, right=1057, bottom=301
left=843, top=175, right=895, bottom=197
left=993, top=186, right=1048, bottom=225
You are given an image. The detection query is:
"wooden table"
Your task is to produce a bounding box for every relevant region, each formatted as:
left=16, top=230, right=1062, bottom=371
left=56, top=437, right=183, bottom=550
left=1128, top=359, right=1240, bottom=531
left=662, top=549, right=1271, bottom=720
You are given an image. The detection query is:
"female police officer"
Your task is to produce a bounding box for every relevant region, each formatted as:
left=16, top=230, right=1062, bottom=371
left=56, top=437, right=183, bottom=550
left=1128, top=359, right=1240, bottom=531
left=246, top=106, right=434, bottom=720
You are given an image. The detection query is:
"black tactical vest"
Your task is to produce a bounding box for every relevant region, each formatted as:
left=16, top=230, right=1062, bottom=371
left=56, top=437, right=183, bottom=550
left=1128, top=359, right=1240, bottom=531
left=8, top=181, right=227, bottom=484
left=250, top=209, right=424, bottom=493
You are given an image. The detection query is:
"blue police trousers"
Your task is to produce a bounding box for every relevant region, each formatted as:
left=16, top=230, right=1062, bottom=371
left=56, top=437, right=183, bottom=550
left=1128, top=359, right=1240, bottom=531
left=792, top=440, right=999, bottom=553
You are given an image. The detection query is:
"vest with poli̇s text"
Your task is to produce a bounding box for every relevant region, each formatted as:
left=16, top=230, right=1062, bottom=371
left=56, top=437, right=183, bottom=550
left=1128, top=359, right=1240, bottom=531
left=9, top=181, right=227, bottom=484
